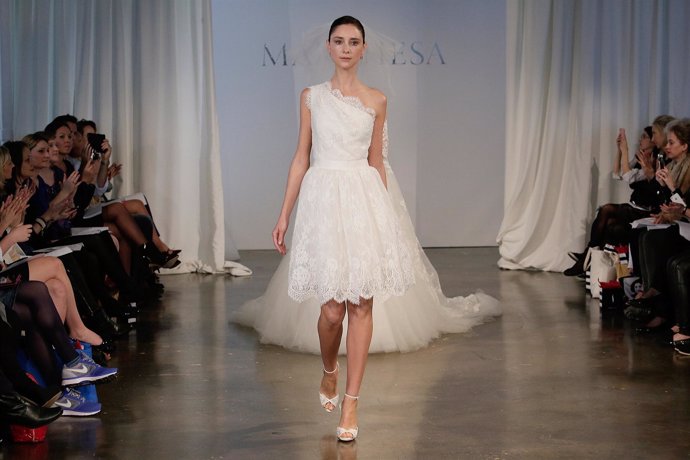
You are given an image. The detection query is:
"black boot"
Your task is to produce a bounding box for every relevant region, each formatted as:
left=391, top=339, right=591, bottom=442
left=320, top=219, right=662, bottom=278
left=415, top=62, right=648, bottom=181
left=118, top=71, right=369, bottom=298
left=0, top=392, right=62, bottom=428
left=563, top=255, right=586, bottom=277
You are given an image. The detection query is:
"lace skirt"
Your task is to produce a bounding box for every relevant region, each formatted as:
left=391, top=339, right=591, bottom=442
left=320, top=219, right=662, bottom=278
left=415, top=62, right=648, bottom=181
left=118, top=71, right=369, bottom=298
left=232, top=161, right=501, bottom=354
left=288, top=160, right=415, bottom=305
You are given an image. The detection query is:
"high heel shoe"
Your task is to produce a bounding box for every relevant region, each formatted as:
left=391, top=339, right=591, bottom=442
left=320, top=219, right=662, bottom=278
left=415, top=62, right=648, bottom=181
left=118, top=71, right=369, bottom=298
left=337, top=393, right=359, bottom=442
left=319, top=363, right=339, bottom=413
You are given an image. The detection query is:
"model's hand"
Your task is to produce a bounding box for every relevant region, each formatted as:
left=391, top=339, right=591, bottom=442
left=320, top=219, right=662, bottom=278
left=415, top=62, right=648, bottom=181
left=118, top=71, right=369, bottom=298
left=272, top=218, right=289, bottom=255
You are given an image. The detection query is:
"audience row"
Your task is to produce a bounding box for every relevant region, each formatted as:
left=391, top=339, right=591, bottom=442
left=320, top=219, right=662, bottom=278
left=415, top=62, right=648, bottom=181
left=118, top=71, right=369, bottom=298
left=565, top=115, right=690, bottom=355
left=0, top=114, right=180, bottom=434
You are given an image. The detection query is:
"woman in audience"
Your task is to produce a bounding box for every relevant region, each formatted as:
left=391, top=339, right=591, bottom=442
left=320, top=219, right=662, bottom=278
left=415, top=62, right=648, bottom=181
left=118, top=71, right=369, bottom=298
left=44, top=118, right=174, bottom=272
left=0, top=279, right=116, bottom=416
left=564, top=124, right=664, bottom=276
left=1, top=141, right=105, bottom=346
left=75, top=119, right=180, bottom=262
left=22, top=132, right=139, bottom=329
left=623, top=119, right=690, bottom=332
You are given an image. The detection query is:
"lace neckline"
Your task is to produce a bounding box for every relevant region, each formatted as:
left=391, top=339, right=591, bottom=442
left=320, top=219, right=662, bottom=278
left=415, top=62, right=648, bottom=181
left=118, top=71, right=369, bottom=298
left=324, top=81, right=376, bottom=118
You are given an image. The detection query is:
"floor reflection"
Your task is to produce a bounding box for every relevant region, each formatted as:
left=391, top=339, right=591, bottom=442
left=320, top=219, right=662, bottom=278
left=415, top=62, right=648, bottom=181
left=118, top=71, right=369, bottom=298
left=4, top=249, right=690, bottom=458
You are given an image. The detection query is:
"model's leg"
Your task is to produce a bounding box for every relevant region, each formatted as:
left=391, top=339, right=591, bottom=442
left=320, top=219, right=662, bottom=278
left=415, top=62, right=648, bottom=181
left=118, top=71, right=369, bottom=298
left=339, top=296, right=373, bottom=439
left=318, top=299, right=346, bottom=411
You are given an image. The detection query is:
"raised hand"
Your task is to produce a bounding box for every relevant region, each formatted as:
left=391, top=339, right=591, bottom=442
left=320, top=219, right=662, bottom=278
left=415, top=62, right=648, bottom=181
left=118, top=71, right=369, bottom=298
left=81, top=157, right=100, bottom=184
left=108, top=163, right=123, bottom=179
left=60, top=171, right=80, bottom=194
left=46, top=195, right=76, bottom=221
left=636, top=149, right=654, bottom=179
left=0, top=196, right=21, bottom=232
left=656, top=167, right=676, bottom=190
left=617, top=128, right=628, bottom=153
left=101, top=138, right=112, bottom=163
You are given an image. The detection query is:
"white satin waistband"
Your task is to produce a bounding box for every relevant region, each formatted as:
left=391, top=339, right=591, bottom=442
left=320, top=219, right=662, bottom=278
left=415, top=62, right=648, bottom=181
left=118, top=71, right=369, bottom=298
left=311, top=158, right=370, bottom=170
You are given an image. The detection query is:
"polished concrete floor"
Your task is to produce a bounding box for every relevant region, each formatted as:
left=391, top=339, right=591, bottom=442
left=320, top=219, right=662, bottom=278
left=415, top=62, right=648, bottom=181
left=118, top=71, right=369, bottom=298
left=3, top=247, right=690, bottom=459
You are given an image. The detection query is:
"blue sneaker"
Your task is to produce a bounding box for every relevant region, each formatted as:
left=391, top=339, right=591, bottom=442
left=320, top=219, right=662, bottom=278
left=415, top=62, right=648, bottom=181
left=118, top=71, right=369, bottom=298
left=61, top=350, right=118, bottom=386
left=53, top=388, right=101, bottom=416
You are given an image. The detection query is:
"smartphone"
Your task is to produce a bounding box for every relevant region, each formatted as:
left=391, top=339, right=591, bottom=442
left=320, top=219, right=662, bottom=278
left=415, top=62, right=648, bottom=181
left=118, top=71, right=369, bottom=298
left=658, top=153, right=666, bottom=169
left=87, top=133, right=106, bottom=154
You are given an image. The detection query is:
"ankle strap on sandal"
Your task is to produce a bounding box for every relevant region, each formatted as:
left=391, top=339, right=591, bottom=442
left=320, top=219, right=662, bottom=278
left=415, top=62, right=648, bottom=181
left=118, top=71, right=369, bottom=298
left=343, top=393, right=359, bottom=400
left=323, top=362, right=339, bottom=374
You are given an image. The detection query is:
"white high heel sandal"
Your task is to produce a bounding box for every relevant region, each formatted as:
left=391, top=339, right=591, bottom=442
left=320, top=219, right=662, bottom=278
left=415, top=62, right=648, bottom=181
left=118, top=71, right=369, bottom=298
left=319, top=363, right=339, bottom=413
left=336, top=393, right=359, bottom=442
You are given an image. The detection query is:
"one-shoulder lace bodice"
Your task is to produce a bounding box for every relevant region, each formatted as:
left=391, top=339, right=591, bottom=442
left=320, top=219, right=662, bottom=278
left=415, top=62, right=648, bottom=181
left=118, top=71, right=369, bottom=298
left=308, top=82, right=376, bottom=165
left=287, top=82, right=414, bottom=305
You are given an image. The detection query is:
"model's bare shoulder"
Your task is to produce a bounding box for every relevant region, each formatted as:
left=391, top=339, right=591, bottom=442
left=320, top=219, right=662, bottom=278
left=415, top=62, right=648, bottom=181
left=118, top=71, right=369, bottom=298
left=300, top=87, right=312, bottom=110
left=360, top=86, right=387, bottom=115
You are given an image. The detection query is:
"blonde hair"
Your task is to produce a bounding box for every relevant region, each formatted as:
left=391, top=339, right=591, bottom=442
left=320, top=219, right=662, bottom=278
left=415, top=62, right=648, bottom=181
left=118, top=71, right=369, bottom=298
left=0, top=145, right=10, bottom=191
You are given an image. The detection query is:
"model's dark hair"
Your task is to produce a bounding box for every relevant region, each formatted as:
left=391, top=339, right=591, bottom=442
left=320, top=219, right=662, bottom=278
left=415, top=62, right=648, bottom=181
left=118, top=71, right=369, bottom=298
left=643, top=126, right=653, bottom=139
left=328, top=16, right=365, bottom=43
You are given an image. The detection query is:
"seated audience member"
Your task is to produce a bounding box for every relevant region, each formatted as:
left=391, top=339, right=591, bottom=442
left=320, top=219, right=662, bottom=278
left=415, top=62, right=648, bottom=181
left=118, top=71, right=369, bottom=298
left=1, top=141, right=106, bottom=347
left=564, top=122, right=668, bottom=276
left=0, top=279, right=116, bottom=416
left=0, top=361, right=62, bottom=427
left=74, top=118, right=180, bottom=266
left=45, top=116, right=176, bottom=273
left=622, top=119, right=690, bottom=333
left=22, top=132, right=138, bottom=334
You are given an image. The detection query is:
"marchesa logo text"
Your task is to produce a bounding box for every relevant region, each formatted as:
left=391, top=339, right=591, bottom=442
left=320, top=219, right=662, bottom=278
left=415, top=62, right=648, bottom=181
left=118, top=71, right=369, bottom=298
left=262, top=41, right=446, bottom=67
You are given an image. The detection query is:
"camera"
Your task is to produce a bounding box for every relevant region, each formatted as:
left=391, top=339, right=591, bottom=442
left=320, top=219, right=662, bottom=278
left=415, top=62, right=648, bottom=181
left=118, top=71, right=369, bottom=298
left=86, top=133, right=106, bottom=160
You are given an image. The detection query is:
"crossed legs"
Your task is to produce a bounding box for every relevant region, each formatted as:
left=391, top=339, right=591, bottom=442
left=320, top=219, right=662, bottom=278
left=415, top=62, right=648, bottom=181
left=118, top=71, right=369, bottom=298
left=318, top=297, right=373, bottom=439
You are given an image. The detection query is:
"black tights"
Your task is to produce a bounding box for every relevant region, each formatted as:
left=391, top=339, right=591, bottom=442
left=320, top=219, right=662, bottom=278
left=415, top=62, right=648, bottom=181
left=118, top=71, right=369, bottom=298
left=9, top=281, right=79, bottom=386
left=0, top=321, right=60, bottom=404
left=588, top=203, right=650, bottom=248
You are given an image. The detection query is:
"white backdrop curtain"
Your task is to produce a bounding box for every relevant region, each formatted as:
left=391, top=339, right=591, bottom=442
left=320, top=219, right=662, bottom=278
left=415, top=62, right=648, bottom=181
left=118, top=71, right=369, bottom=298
left=498, top=0, right=690, bottom=271
left=0, top=0, right=237, bottom=272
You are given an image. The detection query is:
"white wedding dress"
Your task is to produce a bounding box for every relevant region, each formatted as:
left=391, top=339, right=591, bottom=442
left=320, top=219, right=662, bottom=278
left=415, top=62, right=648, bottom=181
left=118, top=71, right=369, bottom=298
left=231, top=82, right=501, bottom=354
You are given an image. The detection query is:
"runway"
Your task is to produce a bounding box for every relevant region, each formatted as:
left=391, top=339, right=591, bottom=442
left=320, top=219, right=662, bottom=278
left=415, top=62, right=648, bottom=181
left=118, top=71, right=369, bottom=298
left=8, top=247, right=690, bottom=459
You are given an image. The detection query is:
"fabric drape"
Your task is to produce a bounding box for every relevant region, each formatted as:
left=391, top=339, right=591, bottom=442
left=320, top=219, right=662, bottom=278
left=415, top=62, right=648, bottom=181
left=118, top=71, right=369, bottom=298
left=0, top=0, right=238, bottom=272
left=498, top=0, right=690, bottom=271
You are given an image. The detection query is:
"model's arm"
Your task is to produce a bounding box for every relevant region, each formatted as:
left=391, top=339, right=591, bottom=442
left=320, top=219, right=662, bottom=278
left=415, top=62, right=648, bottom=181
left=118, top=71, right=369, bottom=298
left=272, top=88, right=313, bottom=255
left=367, top=91, right=388, bottom=189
